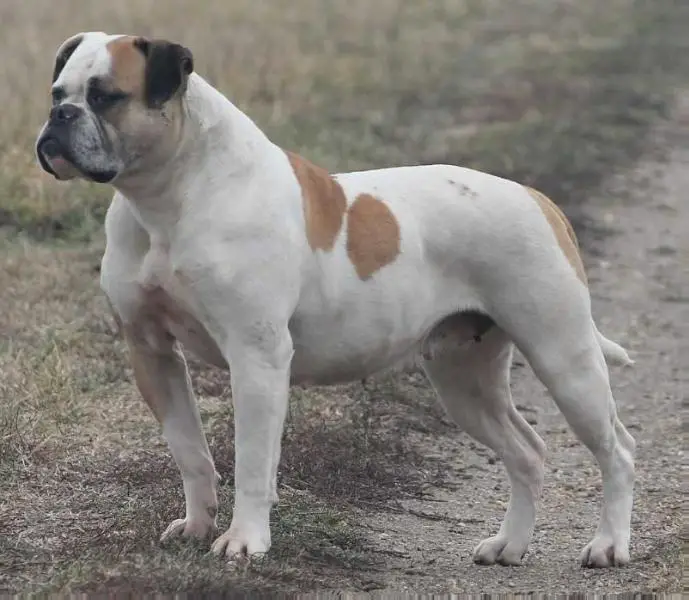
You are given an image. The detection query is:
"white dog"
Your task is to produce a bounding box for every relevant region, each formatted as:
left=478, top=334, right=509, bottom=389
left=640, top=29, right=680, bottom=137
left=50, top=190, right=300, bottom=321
left=36, top=31, right=636, bottom=568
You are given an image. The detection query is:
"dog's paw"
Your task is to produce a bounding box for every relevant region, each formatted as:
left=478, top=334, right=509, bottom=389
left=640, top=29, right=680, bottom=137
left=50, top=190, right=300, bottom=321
left=580, top=535, right=630, bottom=568
left=160, top=517, right=217, bottom=543
left=473, top=535, right=527, bottom=566
left=210, top=520, right=270, bottom=562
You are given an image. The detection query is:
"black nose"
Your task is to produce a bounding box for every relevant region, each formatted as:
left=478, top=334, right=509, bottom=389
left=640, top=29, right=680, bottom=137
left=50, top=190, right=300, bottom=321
left=50, top=103, right=82, bottom=124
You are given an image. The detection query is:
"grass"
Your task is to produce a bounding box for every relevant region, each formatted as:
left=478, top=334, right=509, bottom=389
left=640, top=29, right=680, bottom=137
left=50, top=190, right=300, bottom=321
left=0, top=0, right=687, bottom=594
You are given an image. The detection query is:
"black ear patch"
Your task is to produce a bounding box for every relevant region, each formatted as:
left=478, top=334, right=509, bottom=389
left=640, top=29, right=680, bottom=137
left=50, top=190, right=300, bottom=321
left=133, top=38, right=194, bottom=108
left=52, top=34, right=84, bottom=83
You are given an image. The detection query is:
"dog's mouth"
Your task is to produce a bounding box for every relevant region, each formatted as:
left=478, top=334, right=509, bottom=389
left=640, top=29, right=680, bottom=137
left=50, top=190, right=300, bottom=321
left=37, top=136, right=117, bottom=184
left=37, top=136, right=77, bottom=180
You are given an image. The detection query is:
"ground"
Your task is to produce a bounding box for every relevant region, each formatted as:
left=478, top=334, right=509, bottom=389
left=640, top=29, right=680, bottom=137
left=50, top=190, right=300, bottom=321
left=0, top=0, right=686, bottom=595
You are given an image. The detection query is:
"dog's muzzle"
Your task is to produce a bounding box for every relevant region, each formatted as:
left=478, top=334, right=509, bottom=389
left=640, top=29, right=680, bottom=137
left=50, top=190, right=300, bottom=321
left=36, top=104, right=83, bottom=180
left=36, top=104, right=117, bottom=184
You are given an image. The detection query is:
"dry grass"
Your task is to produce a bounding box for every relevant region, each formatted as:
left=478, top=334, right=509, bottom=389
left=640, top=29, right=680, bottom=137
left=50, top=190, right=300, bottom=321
left=1, top=0, right=682, bottom=237
left=0, top=0, right=686, bottom=594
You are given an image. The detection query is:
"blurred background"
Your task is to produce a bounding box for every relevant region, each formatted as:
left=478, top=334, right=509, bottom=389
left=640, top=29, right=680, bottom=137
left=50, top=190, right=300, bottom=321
left=0, top=0, right=685, bottom=595
left=0, top=0, right=682, bottom=238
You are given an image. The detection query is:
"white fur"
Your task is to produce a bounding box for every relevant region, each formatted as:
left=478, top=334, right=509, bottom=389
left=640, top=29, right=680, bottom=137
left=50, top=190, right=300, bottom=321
left=48, top=33, right=636, bottom=567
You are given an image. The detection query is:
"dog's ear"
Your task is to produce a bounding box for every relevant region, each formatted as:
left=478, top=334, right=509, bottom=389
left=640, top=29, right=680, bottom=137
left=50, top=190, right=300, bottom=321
left=133, top=37, right=194, bottom=108
left=52, top=33, right=85, bottom=83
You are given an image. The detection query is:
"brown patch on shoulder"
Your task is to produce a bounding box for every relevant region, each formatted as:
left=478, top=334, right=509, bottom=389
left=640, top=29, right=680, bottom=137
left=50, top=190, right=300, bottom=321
left=346, top=193, right=401, bottom=280
left=526, top=186, right=587, bottom=285
left=286, top=151, right=347, bottom=251
left=106, top=36, right=147, bottom=97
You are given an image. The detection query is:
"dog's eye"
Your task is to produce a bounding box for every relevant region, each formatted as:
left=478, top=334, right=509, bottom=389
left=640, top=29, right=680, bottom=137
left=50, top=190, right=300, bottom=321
left=87, top=88, right=125, bottom=109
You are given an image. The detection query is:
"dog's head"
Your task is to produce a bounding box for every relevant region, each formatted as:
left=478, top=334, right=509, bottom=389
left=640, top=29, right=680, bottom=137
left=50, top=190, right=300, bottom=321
left=35, top=32, right=194, bottom=184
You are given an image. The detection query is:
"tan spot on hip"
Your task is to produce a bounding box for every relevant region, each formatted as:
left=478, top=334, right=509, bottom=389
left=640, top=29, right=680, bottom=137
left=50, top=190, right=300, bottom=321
left=526, top=186, right=587, bottom=285
left=285, top=151, right=347, bottom=251
left=106, top=36, right=146, bottom=97
left=346, top=193, right=401, bottom=280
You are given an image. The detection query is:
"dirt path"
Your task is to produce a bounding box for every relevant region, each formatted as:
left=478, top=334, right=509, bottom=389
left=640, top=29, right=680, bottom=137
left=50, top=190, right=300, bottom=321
left=353, top=99, right=687, bottom=594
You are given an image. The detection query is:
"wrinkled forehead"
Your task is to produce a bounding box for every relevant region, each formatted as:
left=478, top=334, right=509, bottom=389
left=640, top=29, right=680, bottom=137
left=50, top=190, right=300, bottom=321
left=54, top=32, right=145, bottom=96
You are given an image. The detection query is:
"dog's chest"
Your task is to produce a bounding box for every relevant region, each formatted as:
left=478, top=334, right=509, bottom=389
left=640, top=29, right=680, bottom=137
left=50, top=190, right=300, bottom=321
left=136, top=247, right=226, bottom=368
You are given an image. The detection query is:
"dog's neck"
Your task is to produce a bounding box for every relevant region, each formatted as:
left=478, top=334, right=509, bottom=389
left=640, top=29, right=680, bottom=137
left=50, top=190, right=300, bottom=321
left=113, top=73, right=274, bottom=236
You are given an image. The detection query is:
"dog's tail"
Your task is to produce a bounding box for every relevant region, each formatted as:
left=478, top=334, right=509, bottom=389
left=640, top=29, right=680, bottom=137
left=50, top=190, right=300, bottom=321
left=595, top=324, right=634, bottom=367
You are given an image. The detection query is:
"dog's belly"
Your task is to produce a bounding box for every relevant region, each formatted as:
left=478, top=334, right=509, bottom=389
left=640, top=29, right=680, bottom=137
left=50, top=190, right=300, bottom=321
left=287, top=297, right=433, bottom=385
left=288, top=310, right=493, bottom=385
left=153, top=291, right=417, bottom=382
left=289, top=324, right=420, bottom=385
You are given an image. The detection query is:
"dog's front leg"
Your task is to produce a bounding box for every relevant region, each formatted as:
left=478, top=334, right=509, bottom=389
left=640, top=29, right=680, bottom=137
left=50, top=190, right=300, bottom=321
left=210, top=325, right=293, bottom=561
left=124, top=327, right=219, bottom=542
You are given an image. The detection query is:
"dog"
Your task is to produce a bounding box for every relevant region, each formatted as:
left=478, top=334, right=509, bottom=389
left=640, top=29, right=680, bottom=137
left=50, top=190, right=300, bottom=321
left=36, top=31, right=636, bottom=568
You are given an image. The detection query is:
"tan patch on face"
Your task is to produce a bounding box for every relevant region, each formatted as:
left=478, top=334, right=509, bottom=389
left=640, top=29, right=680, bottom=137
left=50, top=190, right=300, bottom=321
left=285, top=151, right=347, bottom=251
left=526, top=186, right=587, bottom=285
left=106, top=36, right=146, bottom=97
left=346, top=193, right=401, bottom=280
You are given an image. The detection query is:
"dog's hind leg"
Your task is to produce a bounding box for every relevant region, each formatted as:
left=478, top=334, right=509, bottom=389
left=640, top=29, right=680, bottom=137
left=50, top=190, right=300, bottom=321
left=488, top=276, right=635, bottom=567
left=519, top=328, right=635, bottom=567
left=422, top=326, right=547, bottom=566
